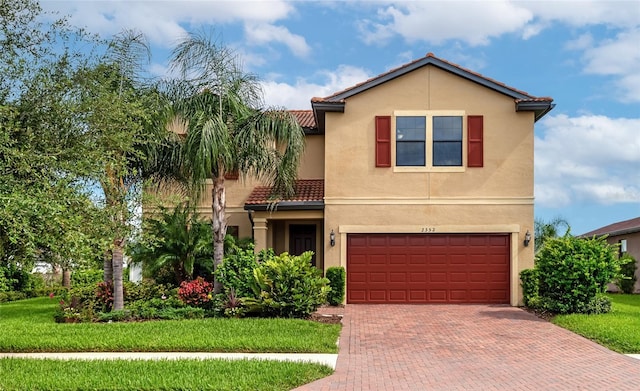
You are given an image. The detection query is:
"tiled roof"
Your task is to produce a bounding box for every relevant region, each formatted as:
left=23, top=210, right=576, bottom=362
left=313, top=52, right=552, bottom=103
left=245, top=179, right=324, bottom=205
left=289, top=110, right=316, bottom=128
left=581, top=217, right=640, bottom=237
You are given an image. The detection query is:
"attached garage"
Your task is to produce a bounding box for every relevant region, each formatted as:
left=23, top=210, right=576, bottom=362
left=347, top=233, right=510, bottom=304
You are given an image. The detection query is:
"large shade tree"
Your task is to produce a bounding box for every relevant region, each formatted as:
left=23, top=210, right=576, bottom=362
left=0, top=0, right=109, bottom=280
left=163, top=32, right=305, bottom=292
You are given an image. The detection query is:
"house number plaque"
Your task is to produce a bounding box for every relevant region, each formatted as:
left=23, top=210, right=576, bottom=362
left=420, top=227, right=436, bottom=233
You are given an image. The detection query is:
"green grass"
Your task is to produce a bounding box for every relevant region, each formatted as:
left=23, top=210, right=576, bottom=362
left=552, top=294, right=640, bottom=353
left=0, top=358, right=332, bottom=390
left=0, top=297, right=341, bottom=353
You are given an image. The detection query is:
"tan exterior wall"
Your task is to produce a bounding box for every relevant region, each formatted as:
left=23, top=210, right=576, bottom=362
left=606, top=232, right=640, bottom=293
left=298, top=134, right=325, bottom=179
left=322, top=65, right=536, bottom=305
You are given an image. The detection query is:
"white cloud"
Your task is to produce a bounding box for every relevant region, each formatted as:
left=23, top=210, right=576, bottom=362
left=261, top=65, right=372, bottom=109
left=244, top=23, right=311, bottom=58
left=359, top=1, right=533, bottom=46
left=41, top=0, right=295, bottom=47
left=521, top=1, right=640, bottom=28
left=578, top=28, right=640, bottom=102
left=535, top=114, right=640, bottom=207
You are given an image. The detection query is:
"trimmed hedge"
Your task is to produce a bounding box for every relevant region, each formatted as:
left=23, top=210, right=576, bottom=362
left=325, top=267, right=345, bottom=306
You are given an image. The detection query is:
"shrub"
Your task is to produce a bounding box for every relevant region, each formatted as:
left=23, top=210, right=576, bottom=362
left=178, top=277, right=214, bottom=308
left=535, top=235, right=621, bottom=314
left=325, top=267, right=345, bottom=306
left=0, top=265, right=33, bottom=293
left=124, top=280, right=174, bottom=304
left=245, top=251, right=330, bottom=318
left=215, top=243, right=260, bottom=298
left=585, top=294, right=612, bottom=314
left=616, top=254, right=637, bottom=294
left=519, top=268, right=539, bottom=308
left=71, top=269, right=104, bottom=287
left=0, top=291, right=27, bottom=303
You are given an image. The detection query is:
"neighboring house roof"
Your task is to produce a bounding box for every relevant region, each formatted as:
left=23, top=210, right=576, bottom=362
left=581, top=217, right=640, bottom=237
left=310, top=52, right=555, bottom=132
left=244, top=179, right=324, bottom=211
left=289, top=110, right=316, bottom=129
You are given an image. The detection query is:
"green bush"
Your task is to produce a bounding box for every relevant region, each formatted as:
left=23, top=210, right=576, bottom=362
left=245, top=251, right=329, bottom=318
left=71, top=269, right=104, bottom=287
left=325, top=267, right=345, bottom=306
left=519, top=268, right=539, bottom=308
left=535, top=235, right=621, bottom=314
left=0, top=291, right=27, bottom=303
left=0, top=265, right=33, bottom=293
left=616, top=254, right=637, bottom=294
left=584, top=293, right=612, bottom=314
left=215, top=243, right=260, bottom=298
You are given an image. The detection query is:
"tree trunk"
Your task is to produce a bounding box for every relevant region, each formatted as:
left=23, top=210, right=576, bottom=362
left=62, top=268, right=71, bottom=288
left=112, top=239, right=125, bottom=310
left=103, top=250, right=113, bottom=283
left=212, top=175, right=226, bottom=293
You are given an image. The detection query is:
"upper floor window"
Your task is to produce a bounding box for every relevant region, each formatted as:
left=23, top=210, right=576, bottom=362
left=395, top=112, right=464, bottom=169
left=375, top=111, right=483, bottom=170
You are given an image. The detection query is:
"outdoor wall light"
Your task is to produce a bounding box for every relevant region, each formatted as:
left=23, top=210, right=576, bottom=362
left=524, top=230, right=532, bottom=247
left=330, top=229, right=336, bottom=247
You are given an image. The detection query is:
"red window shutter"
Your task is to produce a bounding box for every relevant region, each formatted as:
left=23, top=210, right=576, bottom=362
left=375, top=116, right=391, bottom=167
left=467, top=115, right=483, bottom=167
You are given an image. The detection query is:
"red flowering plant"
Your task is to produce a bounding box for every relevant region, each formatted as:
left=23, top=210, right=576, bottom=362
left=95, top=281, right=114, bottom=312
left=178, top=277, right=214, bottom=309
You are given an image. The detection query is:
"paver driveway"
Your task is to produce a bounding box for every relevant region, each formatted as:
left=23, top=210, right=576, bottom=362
left=295, top=305, right=640, bottom=390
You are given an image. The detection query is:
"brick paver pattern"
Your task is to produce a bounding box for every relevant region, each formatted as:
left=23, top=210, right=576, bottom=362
left=295, top=305, right=640, bottom=390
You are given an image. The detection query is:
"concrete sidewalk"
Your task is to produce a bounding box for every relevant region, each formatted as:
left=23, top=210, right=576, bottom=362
left=0, top=352, right=338, bottom=369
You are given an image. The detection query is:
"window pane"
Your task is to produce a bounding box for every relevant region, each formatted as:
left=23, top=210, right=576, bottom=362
left=433, top=116, right=462, bottom=141
left=397, top=141, right=425, bottom=166
left=397, top=128, right=425, bottom=141
left=433, top=141, right=462, bottom=166
left=397, top=116, right=425, bottom=131
left=396, top=116, right=426, bottom=166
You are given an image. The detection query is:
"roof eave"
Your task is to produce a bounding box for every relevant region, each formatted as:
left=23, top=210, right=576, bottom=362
left=326, top=56, right=535, bottom=103
left=311, top=101, right=345, bottom=134
left=516, top=101, right=556, bottom=122
left=244, top=201, right=325, bottom=212
left=581, top=227, right=640, bottom=238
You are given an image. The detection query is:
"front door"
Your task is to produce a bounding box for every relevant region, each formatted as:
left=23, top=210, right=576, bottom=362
left=289, top=224, right=317, bottom=266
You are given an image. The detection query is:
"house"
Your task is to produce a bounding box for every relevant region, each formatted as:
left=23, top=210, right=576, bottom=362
left=581, top=217, right=640, bottom=293
left=197, top=53, right=554, bottom=306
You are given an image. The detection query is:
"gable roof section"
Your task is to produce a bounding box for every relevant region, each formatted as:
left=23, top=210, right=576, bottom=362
left=244, top=179, right=324, bottom=211
left=581, top=217, right=640, bottom=238
left=311, top=52, right=554, bottom=132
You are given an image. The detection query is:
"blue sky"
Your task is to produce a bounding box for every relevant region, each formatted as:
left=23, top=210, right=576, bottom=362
left=43, top=0, right=640, bottom=234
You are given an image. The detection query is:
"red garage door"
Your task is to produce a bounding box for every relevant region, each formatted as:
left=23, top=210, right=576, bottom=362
left=347, top=233, right=510, bottom=304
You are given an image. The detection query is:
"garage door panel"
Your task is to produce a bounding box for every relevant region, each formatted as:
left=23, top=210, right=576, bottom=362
left=389, top=272, right=406, bottom=282
left=369, top=290, right=387, bottom=301
left=347, top=233, right=510, bottom=304
left=369, top=254, right=387, bottom=265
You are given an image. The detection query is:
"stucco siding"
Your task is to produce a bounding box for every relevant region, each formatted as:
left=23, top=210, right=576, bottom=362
left=324, top=65, right=535, bottom=200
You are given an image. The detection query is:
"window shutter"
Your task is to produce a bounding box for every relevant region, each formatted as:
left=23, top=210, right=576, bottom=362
left=375, top=116, right=391, bottom=167
left=467, top=115, right=483, bottom=167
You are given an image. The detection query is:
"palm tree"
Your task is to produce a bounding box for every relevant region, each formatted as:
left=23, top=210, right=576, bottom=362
left=76, top=30, right=159, bottom=310
left=163, top=32, right=305, bottom=292
left=130, top=202, right=212, bottom=285
left=534, top=217, right=571, bottom=253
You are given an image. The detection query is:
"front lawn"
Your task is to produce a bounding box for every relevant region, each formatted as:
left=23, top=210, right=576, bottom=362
left=0, top=358, right=332, bottom=391
left=552, top=294, right=640, bottom=353
left=0, top=297, right=341, bottom=353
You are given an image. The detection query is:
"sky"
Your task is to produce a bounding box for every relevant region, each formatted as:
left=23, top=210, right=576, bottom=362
left=42, top=0, right=640, bottom=235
